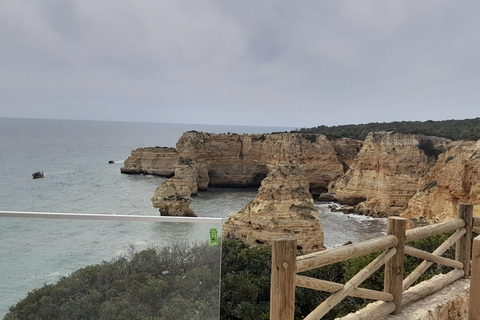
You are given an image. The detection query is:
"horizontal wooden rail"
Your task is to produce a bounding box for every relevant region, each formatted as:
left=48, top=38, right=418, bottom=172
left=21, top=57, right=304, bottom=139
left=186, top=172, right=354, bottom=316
left=296, top=235, right=398, bottom=273
left=405, top=219, right=464, bottom=242
left=270, top=204, right=474, bottom=320
left=404, top=245, right=463, bottom=269
left=340, top=301, right=396, bottom=320
left=303, top=248, right=397, bottom=320
left=403, top=227, right=466, bottom=290
left=473, top=215, right=480, bottom=234
left=402, top=269, right=464, bottom=306
left=296, top=275, right=394, bottom=301
left=344, top=269, right=465, bottom=320
left=473, top=216, right=480, bottom=226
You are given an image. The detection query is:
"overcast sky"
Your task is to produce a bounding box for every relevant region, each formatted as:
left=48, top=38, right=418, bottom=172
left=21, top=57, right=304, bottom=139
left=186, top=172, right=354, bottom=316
left=1, top=1, right=479, bottom=128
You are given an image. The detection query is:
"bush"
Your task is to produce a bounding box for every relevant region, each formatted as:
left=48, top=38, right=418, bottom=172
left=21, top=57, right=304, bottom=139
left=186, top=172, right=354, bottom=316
left=294, top=118, right=480, bottom=141
left=5, top=234, right=461, bottom=320
left=5, top=243, right=221, bottom=320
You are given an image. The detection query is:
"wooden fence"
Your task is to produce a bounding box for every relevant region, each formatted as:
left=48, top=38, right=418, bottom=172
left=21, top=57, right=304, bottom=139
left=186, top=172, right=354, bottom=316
left=270, top=204, right=480, bottom=320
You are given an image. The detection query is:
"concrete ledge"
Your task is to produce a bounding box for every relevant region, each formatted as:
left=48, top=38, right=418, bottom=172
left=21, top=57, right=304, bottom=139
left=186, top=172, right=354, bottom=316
left=338, top=274, right=470, bottom=320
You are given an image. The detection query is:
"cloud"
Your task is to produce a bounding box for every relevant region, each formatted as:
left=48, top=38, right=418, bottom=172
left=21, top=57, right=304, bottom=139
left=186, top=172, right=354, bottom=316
left=1, top=1, right=479, bottom=127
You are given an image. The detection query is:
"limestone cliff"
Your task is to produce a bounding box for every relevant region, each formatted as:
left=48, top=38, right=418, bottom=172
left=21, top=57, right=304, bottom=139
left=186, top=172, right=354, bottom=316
left=401, top=140, right=480, bottom=225
left=127, top=129, right=479, bottom=226
left=222, top=161, right=324, bottom=252
left=332, top=132, right=450, bottom=217
left=149, top=131, right=360, bottom=215
left=165, top=131, right=360, bottom=195
left=151, top=178, right=196, bottom=216
left=121, top=147, right=177, bottom=176
left=330, top=137, right=363, bottom=169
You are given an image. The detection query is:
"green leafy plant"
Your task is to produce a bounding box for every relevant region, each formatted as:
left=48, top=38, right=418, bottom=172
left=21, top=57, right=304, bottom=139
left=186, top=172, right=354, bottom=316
left=5, top=234, right=463, bottom=320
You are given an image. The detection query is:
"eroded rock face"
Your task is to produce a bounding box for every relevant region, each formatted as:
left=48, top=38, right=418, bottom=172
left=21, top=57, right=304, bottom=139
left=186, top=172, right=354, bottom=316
left=149, top=131, right=360, bottom=217
left=121, top=147, right=177, bottom=176
left=332, top=132, right=450, bottom=217
left=330, top=137, right=363, bottom=170
left=129, top=130, right=479, bottom=225
left=222, top=161, right=325, bottom=252
left=173, top=131, right=358, bottom=196
left=151, top=179, right=196, bottom=217
left=401, top=140, right=480, bottom=226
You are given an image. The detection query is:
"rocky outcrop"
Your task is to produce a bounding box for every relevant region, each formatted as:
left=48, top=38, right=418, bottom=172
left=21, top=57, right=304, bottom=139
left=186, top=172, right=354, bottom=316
left=149, top=132, right=361, bottom=215
left=222, top=161, right=324, bottom=252
left=401, top=140, right=480, bottom=226
left=171, top=131, right=359, bottom=195
left=121, top=147, right=177, bottom=176
left=330, top=137, right=363, bottom=170
left=128, top=129, right=479, bottom=225
left=151, top=178, right=196, bottom=216
left=331, top=132, right=450, bottom=217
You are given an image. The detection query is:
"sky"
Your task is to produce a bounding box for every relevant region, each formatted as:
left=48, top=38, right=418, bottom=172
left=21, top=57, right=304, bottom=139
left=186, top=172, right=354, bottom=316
left=1, top=1, right=479, bottom=128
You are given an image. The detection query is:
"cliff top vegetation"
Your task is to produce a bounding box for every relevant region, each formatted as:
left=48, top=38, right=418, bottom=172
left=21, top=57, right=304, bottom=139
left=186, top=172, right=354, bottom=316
left=293, top=117, right=480, bottom=141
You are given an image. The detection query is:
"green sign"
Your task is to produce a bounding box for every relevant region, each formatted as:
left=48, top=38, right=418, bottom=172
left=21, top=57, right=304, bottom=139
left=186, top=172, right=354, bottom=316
left=209, top=228, right=219, bottom=245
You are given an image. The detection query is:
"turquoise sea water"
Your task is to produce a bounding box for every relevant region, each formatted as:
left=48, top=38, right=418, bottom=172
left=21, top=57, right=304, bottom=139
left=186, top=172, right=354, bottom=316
left=0, top=118, right=386, bottom=316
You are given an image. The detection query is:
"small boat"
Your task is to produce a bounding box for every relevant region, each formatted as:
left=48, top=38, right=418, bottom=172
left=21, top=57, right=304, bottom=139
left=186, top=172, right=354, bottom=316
left=32, top=171, right=44, bottom=179
left=108, top=160, right=115, bottom=164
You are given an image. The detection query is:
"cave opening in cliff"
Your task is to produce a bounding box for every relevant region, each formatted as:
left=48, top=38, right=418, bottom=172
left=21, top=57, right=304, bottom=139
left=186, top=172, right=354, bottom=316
left=252, top=173, right=267, bottom=186
left=310, top=186, right=328, bottom=199
left=206, top=170, right=267, bottom=188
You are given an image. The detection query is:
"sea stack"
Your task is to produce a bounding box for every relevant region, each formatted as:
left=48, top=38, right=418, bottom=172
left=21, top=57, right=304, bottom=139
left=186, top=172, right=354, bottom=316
left=151, top=178, right=196, bottom=216
left=223, top=161, right=325, bottom=252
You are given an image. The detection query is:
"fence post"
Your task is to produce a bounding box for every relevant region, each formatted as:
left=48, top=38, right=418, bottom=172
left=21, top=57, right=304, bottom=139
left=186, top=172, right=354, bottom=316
left=456, top=204, right=473, bottom=278
left=384, top=216, right=406, bottom=315
left=469, top=235, right=480, bottom=320
left=270, top=238, right=297, bottom=320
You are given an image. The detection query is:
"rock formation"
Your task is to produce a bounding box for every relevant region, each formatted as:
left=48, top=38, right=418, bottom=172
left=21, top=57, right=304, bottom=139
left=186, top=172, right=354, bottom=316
left=222, top=161, right=325, bottom=252
left=332, top=132, right=450, bottom=217
left=330, top=137, right=363, bottom=170
left=401, top=140, right=480, bottom=226
left=151, top=178, right=196, bottom=216
left=331, top=131, right=480, bottom=225
left=174, top=131, right=336, bottom=193
left=125, top=129, right=480, bottom=226
left=121, top=147, right=177, bottom=176
left=156, top=131, right=360, bottom=193
left=148, top=131, right=360, bottom=216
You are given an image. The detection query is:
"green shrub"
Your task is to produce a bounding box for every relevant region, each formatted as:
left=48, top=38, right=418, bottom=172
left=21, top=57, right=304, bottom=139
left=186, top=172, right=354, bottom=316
left=294, top=118, right=480, bottom=141
left=5, top=234, right=462, bottom=320
left=5, top=243, right=220, bottom=320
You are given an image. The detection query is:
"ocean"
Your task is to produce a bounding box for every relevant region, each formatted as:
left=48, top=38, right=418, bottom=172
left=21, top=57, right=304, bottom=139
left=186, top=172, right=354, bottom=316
left=0, top=118, right=387, bottom=316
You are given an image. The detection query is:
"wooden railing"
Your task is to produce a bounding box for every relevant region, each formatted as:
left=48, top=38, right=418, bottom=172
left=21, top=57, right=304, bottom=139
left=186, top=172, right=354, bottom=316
left=270, top=204, right=478, bottom=320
